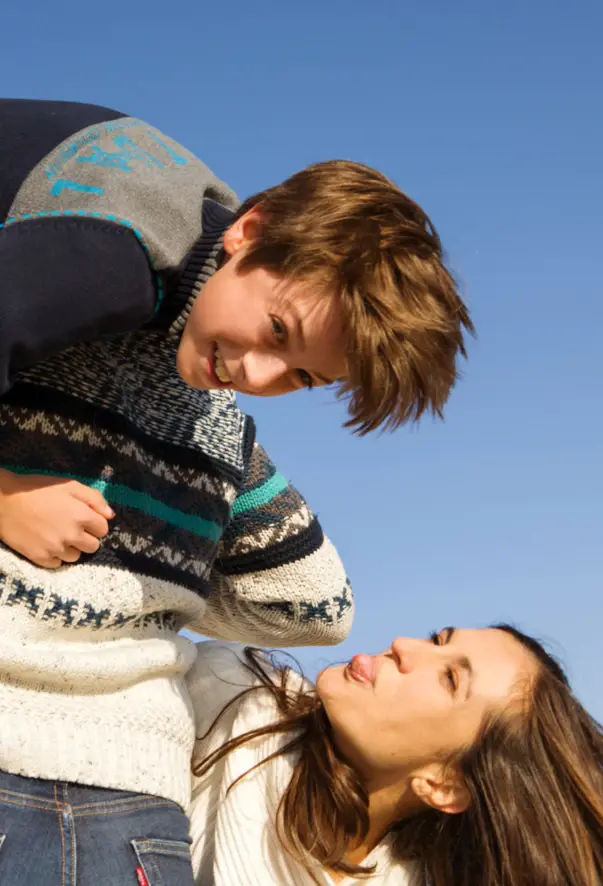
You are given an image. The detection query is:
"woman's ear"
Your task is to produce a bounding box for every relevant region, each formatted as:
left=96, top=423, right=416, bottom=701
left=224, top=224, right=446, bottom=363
left=410, top=766, right=471, bottom=815
left=223, top=206, right=263, bottom=256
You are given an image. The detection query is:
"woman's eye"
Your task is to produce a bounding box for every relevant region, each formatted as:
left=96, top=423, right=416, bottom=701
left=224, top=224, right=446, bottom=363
left=271, top=316, right=287, bottom=343
left=297, top=369, right=314, bottom=390
left=446, top=667, right=457, bottom=694
left=432, top=632, right=456, bottom=695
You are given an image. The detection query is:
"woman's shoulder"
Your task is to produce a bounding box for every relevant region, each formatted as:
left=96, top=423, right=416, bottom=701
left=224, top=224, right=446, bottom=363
left=186, top=642, right=258, bottom=722
left=188, top=640, right=252, bottom=683
left=187, top=641, right=306, bottom=736
left=374, top=841, right=421, bottom=886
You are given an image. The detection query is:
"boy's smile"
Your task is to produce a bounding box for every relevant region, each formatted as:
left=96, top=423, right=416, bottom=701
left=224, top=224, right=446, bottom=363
left=176, top=210, right=348, bottom=397
left=213, top=345, right=232, bottom=385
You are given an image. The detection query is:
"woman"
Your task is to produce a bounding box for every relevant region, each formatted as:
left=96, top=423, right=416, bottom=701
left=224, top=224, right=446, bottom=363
left=187, top=624, right=603, bottom=886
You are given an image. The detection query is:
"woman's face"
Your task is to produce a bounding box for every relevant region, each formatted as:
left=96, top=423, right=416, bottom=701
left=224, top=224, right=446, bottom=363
left=316, top=627, right=538, bottom=785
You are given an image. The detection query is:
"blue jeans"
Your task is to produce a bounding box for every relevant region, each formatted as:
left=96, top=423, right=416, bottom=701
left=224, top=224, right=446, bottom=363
left=0, top=770, right=195, bottom=885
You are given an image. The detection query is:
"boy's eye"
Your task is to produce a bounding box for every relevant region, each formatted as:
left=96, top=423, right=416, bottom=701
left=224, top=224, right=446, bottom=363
left=271, top=316, right=287, bottom=344
left=297, top=369, right=314, bottom=390
left=430, top=631, right=443, bottom=646
left=269, top=316, right=313, bottom=389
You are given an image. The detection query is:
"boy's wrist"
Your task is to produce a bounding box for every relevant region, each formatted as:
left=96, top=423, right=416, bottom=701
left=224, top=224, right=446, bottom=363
left=0, top=469, right=12, bottom=539
left=0, top=467, right=17, bottom=493
left=0, top=468, right=18, bottom=529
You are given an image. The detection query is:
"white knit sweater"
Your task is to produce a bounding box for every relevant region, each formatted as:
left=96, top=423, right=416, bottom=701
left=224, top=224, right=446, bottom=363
left=187, top=642, right=413, bottom=886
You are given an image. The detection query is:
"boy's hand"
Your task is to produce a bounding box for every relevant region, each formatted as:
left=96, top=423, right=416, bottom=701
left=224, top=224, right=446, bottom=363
left=0, top=469, right=114, bottom=569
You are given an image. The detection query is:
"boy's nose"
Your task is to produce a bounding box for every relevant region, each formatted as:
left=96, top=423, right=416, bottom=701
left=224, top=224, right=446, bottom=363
left=241, top=351, right=289, bottom=393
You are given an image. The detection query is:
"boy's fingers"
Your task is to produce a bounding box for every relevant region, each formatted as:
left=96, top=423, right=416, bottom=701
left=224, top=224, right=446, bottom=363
left=72, top=484, right=115, bottom=519
left=82, top=512, right=110, bottom=539
left=37, top=555, right=63, bottom=569
left=59, top=546, right=82, bottom=564
left=76, top=533, right=102, bottom=555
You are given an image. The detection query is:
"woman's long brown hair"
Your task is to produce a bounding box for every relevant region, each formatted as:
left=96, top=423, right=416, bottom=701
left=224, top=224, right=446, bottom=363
left=192, top=626, right=603, bottom=885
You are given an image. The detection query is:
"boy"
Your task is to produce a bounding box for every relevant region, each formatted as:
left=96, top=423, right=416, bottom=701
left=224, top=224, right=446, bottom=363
left=0, top=98, right=472, bottom=882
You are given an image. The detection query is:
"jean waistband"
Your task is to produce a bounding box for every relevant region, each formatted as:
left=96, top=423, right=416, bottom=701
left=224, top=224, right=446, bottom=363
left=0, top=770, right=176, bottom=814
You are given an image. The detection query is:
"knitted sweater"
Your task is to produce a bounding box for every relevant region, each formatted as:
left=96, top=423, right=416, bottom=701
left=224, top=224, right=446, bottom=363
left=187, top=642, right=413, bottom=886
left=0, top=99, right=354, bottom=809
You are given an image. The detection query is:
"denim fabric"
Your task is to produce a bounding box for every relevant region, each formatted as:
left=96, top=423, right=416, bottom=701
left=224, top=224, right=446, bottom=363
left=0, top=770, right=195, bottom=885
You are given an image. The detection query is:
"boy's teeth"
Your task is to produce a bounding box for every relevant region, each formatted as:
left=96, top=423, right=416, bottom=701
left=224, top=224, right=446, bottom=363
left=214, top=350, right=232, bottom=384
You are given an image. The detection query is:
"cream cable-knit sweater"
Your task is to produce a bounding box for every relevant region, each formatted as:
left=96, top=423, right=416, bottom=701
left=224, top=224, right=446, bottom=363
left=188, top=642, right=413, bottom=886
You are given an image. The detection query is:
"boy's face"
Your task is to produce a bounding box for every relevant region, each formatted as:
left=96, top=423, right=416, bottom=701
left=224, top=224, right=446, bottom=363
left=176, top=210, right=348, bottom=396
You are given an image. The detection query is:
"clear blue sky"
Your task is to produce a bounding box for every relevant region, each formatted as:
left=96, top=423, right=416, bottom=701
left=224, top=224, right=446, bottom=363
left=3, top=0, right=601, bottom=716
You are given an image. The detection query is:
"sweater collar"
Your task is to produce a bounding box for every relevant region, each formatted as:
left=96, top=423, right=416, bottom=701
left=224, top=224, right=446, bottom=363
left=168, top=198, right=235, bottom=341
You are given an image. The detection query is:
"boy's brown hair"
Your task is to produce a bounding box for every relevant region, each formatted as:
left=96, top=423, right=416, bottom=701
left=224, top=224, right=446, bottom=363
left=236, top=160, right=474, bottom=434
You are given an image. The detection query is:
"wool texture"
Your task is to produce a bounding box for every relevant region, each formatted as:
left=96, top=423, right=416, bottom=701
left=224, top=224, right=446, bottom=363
left=0, top=100, right=353, bottom=808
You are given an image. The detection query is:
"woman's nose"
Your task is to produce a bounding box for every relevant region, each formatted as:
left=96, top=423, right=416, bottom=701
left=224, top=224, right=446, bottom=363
left=390, top=636, right=431, bottom=673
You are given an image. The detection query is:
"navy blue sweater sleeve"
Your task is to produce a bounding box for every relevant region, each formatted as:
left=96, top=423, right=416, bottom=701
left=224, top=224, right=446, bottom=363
left=0, top=215, right=157, bottom=394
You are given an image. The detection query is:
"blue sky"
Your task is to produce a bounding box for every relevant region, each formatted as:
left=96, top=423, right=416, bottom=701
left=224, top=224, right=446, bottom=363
left=3, top=0, right=601, bottom=717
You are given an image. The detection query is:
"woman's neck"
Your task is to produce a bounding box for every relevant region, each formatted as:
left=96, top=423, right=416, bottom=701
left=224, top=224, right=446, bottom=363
left=327, top=781, right=420, bottom=882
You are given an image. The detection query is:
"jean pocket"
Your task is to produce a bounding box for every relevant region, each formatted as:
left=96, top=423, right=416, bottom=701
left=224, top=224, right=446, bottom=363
left=131, top=838, right=194, bottom=886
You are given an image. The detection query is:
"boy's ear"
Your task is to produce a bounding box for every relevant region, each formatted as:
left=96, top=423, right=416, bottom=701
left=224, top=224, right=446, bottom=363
left=410, top=765, right=470, bottom=815
left=223, top=207, right=263, bottom=256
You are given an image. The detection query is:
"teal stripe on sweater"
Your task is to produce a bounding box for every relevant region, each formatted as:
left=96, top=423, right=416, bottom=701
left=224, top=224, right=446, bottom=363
left=1, top=467, right=222, bottom=541
left=231, top=472, right=289, bottom=515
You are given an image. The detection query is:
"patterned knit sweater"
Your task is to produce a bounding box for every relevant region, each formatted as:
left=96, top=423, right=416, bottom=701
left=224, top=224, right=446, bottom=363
left=0, top=99, right=353, bottom=809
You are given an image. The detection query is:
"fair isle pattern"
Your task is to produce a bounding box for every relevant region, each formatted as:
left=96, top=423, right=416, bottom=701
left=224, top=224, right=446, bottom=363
left=0, top=572, right=178, bottom=632
left=0, top=405, right=235, bottom=495
left=199, top=564, right=353, bottom=649
left=265, top=577, right=353, bottom=626
left=0, top=207, right=254, bottom=805
left=0, top=548, right=201, bottom=634
left=0, top=371, right=242, bottom=595
left=0, top=259, right=250, bottom=595
left=2, top=468, right=225, bottom=542
left=220, top=502, right=316, bottom=560
left=219, top=444, right=318, bottom=564
left=0, top=233, right=352, bottom=807
left=14, top=331, right=248, bottom=466
left=0, top=112, right=354, bottom=810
